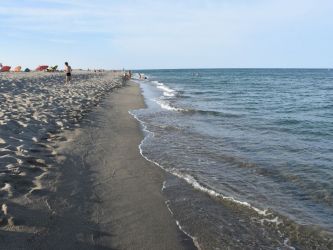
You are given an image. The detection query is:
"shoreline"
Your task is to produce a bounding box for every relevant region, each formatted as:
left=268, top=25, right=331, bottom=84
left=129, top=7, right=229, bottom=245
left=51, top=81, right=196, bottom=249
left=1, top=71, right=332, bottom=249
left=0, top=73, right=195, bottom=249
left=35, top=80, right=195, bottom=249
left=131, top=74, right=333, bottom=250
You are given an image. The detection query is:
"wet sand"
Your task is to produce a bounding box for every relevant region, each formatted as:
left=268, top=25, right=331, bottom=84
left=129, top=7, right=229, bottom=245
left=50, top=81, right=195, bottom=249
left=0, top=73, right=195, bottom=249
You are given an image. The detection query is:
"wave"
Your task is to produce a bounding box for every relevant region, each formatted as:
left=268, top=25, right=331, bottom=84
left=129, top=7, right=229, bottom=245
left=153, top=98, right=242, bottom=118
left=129, top=109, right=202, bottom=249
left=154, top=99, right=185, bottom=112
left=182, top=108, right=242, bottom=118
left=169, top=170, right=274, bottom=217
left=189, top=90, right=221, bottom=95
left=162, top=91, right=175, bottom=97
left=164, top=200, right=202, bottom=250
left=152, top=81, right=177, bottom=97
left=128, top=109, right=305, bottom=250
left=128, top=110, right=281, bottom=222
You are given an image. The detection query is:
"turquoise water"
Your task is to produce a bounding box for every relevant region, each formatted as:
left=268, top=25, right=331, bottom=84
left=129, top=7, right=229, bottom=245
left=132, top=69, right=333, bottom=249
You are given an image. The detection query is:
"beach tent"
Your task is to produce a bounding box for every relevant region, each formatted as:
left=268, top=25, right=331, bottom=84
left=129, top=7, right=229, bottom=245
left=14, top=66, right=22, bottom=72
left=35, top=65, right=48, bottom=71
left=24, top=68, right=31, bottom=72
left=1, top=66, right=11, bottom=72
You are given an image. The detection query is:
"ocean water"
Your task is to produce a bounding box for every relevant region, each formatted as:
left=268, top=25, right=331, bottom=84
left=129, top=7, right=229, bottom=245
left=131, top=69, right=333, bottom=249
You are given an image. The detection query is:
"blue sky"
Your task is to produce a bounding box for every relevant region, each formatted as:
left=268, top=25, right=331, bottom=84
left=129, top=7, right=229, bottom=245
left=0, top=0, right=332, bottom=69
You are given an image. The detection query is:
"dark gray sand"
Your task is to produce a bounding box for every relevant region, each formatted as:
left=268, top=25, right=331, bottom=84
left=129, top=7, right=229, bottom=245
left=54, top=82, right=196, bottom=249
left=0, top=80, right=195, bottom=249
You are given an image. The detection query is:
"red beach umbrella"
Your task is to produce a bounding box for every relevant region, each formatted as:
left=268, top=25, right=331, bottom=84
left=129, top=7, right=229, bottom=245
left=36, top=65, right=48, bottom=71
left=1, top=66, right=11, bottom=72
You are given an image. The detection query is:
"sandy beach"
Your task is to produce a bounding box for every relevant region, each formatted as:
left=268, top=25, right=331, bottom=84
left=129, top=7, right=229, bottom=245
left=2, top=70, right=332, bottom=250
left=0, top=72, right=195, bottom=249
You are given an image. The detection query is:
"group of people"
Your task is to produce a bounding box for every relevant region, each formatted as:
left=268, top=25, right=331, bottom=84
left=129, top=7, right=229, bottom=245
left=123, top=70, right=132, bottom=81
left=66, top=63, right=133, bottom=85
left=1, top=61, right=72, bottom=84
left=1, top=62, right=135, bottom=86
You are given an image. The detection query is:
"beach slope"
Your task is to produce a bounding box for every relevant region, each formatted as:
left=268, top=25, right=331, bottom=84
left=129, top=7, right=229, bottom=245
left=0, top=73, right=195, bottom=249
left=50, top=82, right=195, bottom=249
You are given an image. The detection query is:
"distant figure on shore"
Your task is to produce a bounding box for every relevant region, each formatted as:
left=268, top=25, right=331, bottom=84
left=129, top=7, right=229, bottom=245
left=121, top=71, right=131, bottom=84
left=138, top=73, right=147, bottom=80
left=123, top=71, right=131, bottom=80
left=64, top=62, right=72, bottom=84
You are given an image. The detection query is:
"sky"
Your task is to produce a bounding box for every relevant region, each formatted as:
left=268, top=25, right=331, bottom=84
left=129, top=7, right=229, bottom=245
left=0, top=0, right=332, bottom=69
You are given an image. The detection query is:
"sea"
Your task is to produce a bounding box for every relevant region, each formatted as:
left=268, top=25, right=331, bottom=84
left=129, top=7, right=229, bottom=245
left=131, top=69, right=333, bottom=249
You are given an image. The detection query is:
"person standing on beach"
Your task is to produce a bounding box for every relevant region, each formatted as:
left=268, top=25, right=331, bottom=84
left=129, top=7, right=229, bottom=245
left=64, top=62, right=72, bottom=84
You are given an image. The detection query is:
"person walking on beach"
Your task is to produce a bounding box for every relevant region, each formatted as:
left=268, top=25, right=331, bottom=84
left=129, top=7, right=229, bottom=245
left=64, top=62, right=72, bottom=84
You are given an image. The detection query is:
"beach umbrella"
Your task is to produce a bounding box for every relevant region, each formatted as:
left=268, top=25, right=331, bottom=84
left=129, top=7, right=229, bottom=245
left=1, top=66, right=11, bottom=72
left=36, top=65, right=48, bottom=71
left=14, top=66, right=22, bottom=72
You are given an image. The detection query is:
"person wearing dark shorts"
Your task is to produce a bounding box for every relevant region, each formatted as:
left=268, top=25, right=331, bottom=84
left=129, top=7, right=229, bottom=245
left=64, top=62, right=72, bottom=84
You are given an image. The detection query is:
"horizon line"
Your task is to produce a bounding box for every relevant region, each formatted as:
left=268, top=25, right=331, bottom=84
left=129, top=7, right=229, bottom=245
left=131, top=67, right=333, bottom=71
